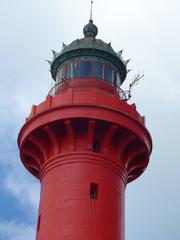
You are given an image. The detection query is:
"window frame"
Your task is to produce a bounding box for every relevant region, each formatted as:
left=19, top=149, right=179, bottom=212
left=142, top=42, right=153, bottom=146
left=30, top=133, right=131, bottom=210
left=56, top=60, right=121, bottom=86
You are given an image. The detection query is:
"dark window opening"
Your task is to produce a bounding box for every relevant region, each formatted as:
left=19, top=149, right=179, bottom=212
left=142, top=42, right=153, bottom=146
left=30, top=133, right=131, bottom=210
left=37, top=215, right=41, bottom=232
left=92, top=143, right=99, bottom=153
left=90, top=183, right=98, bottom=199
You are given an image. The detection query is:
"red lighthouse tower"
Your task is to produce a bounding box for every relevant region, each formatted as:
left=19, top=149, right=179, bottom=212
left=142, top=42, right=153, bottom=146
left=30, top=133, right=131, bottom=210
left=18, top=18, right=152, bottom=240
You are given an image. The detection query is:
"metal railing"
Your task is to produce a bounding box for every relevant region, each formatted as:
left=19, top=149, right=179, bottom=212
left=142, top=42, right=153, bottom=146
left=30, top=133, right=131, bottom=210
left=48, top=79, right=131, bottom=101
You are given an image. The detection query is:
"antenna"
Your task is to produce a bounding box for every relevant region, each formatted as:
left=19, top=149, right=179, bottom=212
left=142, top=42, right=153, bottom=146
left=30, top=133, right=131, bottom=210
left=90, top=0, right=93, bottom=20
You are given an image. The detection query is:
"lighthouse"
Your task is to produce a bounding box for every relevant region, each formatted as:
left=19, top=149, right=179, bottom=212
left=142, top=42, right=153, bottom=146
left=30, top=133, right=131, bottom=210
left=18, top=17, right=152, bottom=240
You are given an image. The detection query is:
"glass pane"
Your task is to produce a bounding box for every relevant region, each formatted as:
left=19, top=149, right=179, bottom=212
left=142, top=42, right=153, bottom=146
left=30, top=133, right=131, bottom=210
left=57, top=65, right=67, bottom=81
left=56, top=68, right=63, bottom=82
left=91, top=62, right=103, bottom=79
left=57, top=67, right=66, bottom=82
left=73, top=62, right=79, bottom=78
left=80, top=61, right=91, bottom=77
left=104, top=65, right=113, bottom=82
left=69, top=63, right=73, bottom=78
left=61, top=65, right=68, bottom=80
left=116, top=73, right=121, bottom=86
left=113, top=70, right=117, bottom=86
left=65, top=65, right=69, bottom=79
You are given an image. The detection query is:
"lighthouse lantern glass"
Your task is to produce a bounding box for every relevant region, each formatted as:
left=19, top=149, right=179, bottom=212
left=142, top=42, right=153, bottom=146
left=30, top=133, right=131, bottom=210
left=56, top=59, right=122, bottom=87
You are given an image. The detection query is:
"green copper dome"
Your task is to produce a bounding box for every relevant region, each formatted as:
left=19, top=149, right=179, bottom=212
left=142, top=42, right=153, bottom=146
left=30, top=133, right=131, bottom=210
left=50, top=20, right=127, bottom=83
left=58, top=36, right=117, bottom=56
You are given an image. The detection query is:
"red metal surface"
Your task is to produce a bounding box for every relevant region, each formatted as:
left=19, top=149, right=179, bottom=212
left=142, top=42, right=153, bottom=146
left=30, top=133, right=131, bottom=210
left=18, top=79, right=152, bottom=240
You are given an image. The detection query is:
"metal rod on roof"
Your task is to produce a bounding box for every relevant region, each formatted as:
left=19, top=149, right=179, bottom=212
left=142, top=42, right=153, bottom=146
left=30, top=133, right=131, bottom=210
left=90, top=0, right=93, bottom=20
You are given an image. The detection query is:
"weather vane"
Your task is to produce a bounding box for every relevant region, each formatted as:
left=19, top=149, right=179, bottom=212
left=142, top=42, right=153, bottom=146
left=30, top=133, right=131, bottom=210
left=90, top=0, right=93, bottom=20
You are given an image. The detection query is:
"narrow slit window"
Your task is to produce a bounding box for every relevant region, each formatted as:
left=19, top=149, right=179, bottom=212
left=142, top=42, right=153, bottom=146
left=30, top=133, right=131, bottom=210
left=90, top=183, right=98, bottom=199
left=92, top=143, right=99, bottom=153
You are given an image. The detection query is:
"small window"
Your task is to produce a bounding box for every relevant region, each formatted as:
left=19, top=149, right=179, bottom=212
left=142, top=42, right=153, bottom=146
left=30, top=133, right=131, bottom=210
left=104, top=65, right=113, bottom=82
left=92, top=143, right=99, bottom=153
left=90, top=183, right=98, bottom=199
left=80, top=61, right=91, bottom=77
left=91, top=62, right=103, bottom=79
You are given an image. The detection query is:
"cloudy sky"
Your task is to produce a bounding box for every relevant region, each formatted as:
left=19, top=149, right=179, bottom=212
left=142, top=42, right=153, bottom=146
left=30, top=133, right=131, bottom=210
left=0, top=0, right=180, bottom=239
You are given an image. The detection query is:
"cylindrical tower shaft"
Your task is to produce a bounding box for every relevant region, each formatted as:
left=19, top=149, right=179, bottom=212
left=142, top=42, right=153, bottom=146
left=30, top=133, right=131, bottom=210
left=38, top=154, right=125, bottom=239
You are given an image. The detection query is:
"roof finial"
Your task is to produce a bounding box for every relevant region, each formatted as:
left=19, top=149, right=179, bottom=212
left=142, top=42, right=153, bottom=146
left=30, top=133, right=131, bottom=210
left=90, top=0, right=93, bottom=20
left=83, top=1, right=98, bottom=38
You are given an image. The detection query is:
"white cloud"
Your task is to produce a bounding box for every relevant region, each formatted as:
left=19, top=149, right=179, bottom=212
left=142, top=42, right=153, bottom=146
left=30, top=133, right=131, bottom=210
left=3, top=166, right=40, bottom=214
left=0, top=221, right=35, bottom=240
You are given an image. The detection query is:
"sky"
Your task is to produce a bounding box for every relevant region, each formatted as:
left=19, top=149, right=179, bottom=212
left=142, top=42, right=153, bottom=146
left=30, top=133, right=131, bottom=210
left=0, top=0, right=180, bottom=239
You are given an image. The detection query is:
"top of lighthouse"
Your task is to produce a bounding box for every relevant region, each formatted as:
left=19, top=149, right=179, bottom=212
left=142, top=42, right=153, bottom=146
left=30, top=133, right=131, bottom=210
left=83, top=0, right=98, bottom=37
left=49, top=7, right=130, bottom=88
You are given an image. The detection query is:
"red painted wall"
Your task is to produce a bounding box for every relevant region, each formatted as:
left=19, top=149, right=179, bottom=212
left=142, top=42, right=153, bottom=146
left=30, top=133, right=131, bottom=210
left=37, top=158, right=125, bottom=239
left=18, top=79, right=152, bottom=240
